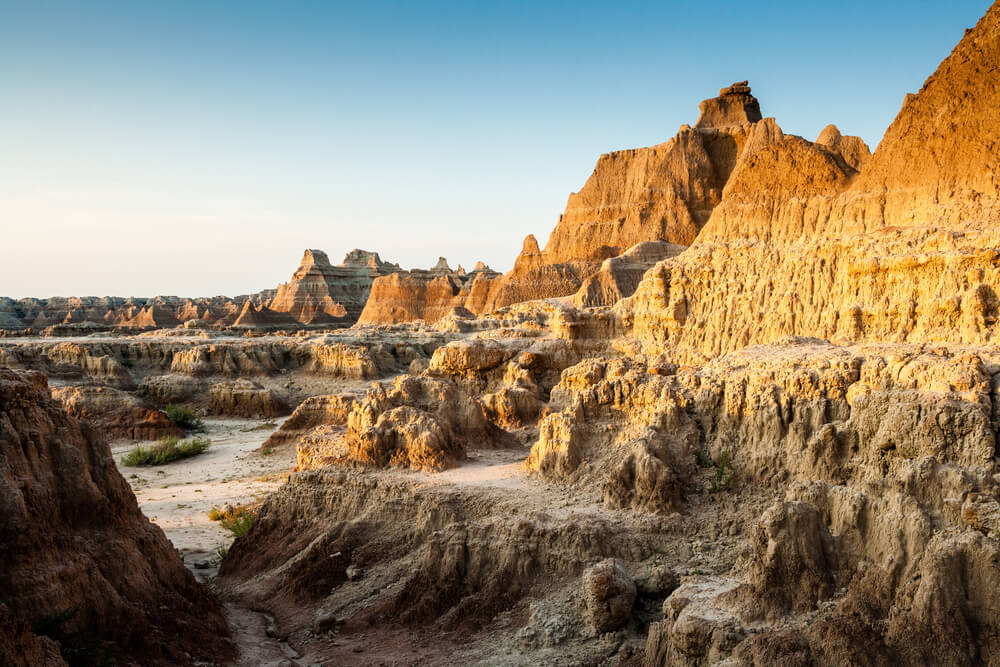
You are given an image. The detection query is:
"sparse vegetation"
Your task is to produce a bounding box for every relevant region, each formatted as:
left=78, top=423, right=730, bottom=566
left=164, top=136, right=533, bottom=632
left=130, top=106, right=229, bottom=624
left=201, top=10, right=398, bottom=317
left=209, top=503, right=256, bottom=538
left=164, top=404, right=205, bottom=432
left=261, top=446, right=273, bottom=456
left=121, top=436, right=210, bottom=466
left=710, top=450, right=735, bottom=492
left=694, top=449, right=712, bottom=468
left=242, top=421, right=278, bottom=432
left=215, top=545, right=229, bottom=562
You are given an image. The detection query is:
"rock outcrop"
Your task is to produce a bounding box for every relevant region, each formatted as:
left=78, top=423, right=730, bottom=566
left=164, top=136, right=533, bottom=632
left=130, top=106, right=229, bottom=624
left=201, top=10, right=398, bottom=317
left=694, top=81, right=763, bottom=129
left=357, top=261, right=500, bottom=324
left=52, top=385, right=183, bottom=441
left=0, top=370, right=232, bottom=664
left=623, top=2, right=1000, bottom=361
left=266, top=248, right=400, bottom=325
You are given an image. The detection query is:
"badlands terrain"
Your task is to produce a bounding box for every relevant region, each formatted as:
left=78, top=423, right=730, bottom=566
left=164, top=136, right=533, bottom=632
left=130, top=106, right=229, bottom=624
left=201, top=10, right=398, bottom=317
left=5, top=3, right=1000, bottom=665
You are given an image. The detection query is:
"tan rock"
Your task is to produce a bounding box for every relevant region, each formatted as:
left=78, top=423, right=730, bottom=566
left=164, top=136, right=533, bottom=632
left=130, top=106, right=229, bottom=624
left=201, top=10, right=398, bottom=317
left=580, top=558, right=636, bottom=633
left=52, top=385, right=182, bottom=441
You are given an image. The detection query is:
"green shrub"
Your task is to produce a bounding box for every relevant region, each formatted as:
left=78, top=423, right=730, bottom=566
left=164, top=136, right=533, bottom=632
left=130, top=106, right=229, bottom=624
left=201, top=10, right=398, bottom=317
left=209, top=503, right=256, bottom=538
left=710, top=450, right=735, bottom=492
left=222, top=512, right=254, bottom=538
left=165, top=404, right=205, bottom=432
left=121, top=436, right=210, bottom=466
left=215, top=545, right=229, bottom=562
left=694, top=449, right=712, bottom=468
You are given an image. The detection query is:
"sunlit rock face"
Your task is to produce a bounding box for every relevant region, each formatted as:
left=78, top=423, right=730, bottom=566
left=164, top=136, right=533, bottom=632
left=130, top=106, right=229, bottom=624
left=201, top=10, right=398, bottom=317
left=265, top=248, right=401, bottom=325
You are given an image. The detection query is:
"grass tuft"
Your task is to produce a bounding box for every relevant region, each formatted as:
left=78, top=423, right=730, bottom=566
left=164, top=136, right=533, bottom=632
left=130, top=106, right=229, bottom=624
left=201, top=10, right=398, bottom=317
left=122, top=436, right=210, bottom=466
left=208, top=503, right=256, bottom=538
left=165, top=404, right=205, bottom=432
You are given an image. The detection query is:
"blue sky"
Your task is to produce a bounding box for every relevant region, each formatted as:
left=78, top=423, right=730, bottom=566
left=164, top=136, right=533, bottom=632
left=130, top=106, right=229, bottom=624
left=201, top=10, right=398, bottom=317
left=1, top=1, right=991, bottom=297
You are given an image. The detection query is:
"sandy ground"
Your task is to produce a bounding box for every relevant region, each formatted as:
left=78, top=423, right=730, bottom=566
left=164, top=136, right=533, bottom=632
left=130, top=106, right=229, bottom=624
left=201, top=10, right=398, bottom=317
left=112, top=417, right=297, bottom=582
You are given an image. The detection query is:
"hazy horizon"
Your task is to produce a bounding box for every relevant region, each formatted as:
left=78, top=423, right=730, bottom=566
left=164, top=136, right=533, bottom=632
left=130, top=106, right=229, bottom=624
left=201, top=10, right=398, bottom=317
left=2, top=0, right=991, bottom=298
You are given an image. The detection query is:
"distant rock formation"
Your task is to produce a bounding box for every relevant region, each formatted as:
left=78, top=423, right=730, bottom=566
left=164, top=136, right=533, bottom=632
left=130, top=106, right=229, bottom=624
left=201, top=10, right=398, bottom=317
left=264, top=249, right=400, bottom=325
left=0, top=369, right=233, bottom=664
left=357, top=261, right=500, bottom=324
left=0, top=248, right=400, bottom=331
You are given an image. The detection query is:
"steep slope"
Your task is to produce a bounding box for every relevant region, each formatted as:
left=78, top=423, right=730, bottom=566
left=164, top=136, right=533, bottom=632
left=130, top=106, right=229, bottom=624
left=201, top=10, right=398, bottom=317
left=0, top=369, right=232, bottom=664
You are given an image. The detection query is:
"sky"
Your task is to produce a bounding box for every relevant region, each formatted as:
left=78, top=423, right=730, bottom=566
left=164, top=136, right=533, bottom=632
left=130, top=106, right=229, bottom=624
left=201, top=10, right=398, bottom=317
left=1, top=0, right=992, bottom=298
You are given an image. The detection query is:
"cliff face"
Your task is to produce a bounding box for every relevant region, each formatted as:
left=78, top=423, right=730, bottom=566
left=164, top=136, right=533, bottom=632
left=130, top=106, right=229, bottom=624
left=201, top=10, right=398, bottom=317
left=0, top=369, right=232, bottom=664
left=623, top=2, right=1000, bottom=361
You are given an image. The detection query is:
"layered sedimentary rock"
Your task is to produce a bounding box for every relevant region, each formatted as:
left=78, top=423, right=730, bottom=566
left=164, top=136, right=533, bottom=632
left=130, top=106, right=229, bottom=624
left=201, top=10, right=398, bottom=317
left=0, top=294, right=270, bottom=331
left=0, top=247, right=395, bottom=331
left=358, top=81, right=846, bottom=324
left=573, top=241, right=686, bottom=308
left=265, top=248, right=401, bottom=325
left=216, top=6, right=1000, bottom=664
left=0, top=370, right=232, bottom=664
left=357, top=259, right=500, bottom=324
left=52, top=385, right=183, bottom=441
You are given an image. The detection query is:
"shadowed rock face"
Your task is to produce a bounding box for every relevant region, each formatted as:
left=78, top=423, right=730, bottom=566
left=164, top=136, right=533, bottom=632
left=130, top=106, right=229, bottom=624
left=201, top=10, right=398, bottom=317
left=0, top=369, right=233, bottom=665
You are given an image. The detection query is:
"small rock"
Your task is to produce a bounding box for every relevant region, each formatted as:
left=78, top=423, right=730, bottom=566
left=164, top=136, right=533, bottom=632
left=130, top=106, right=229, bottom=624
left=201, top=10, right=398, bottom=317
left=581, top=558, right=637, bottom=633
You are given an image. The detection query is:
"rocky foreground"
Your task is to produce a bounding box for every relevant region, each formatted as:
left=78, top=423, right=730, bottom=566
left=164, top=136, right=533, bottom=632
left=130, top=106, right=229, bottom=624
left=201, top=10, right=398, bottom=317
left=4, top=3, right=1000, bottom=665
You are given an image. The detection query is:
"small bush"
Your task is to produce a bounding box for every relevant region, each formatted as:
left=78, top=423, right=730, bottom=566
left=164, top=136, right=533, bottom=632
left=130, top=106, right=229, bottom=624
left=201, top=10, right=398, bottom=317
left=694, top=449, right=712, bottom=468
left=165, top=404, right=205, bottom=432
left=215, top=545, right=229, bottom=562
left=121, top=436, right=210, bottom=466
left=209, top=503, right=256, bottom=538
left=242, top=421, right=277, bottom=432
left=223, top=513, right=254, bottom=538
left=710, top=450, right=735, bottom=492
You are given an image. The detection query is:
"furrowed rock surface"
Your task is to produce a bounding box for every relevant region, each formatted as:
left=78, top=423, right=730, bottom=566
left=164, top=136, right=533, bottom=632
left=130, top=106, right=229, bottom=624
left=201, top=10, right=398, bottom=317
left=0, top=369, right=232, bottom=664
left=623, top=4, right=1000, bottom=361
left=573, top=241, right=686, bottom=308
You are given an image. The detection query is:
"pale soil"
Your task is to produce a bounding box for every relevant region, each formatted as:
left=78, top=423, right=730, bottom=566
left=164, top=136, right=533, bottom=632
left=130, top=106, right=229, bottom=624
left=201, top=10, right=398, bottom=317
left=112, top=417, right=296, bottom=580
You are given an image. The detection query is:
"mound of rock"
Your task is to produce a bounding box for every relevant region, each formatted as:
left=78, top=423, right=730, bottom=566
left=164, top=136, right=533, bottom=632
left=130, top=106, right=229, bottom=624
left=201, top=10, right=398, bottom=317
left=0, top=370, right=232, bottom=664
left=208, top=379, right=289, bottom=418
left=51, top=385, right=182, bottom=441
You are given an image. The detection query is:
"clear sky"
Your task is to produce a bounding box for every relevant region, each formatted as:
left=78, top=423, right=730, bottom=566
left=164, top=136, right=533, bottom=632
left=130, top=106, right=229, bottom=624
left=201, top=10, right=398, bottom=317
left=1, top=0, right=992, bottom=298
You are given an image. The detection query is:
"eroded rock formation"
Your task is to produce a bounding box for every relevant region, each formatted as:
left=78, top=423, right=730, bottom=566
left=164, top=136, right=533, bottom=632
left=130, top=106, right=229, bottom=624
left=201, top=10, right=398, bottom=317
left=0, top=370, right=233, bottom=664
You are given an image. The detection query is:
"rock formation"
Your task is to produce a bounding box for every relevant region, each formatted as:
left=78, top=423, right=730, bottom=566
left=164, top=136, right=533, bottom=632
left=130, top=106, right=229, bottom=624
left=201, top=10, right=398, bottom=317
left=622, top=2, right=998, bottom=361
left=266, top=248, right=400, bottom=325
left=355, top=81, right=868, bottom=323
left=0, top=369, right=232, bottom=664
left=357, top=261, right=500, bottom=324
left=52, top=385, right=183, bottom=441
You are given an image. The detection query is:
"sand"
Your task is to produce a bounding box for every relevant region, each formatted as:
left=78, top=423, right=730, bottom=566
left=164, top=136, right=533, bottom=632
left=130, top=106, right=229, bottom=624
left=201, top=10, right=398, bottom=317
left=112, top=416, right=296, bottom=581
